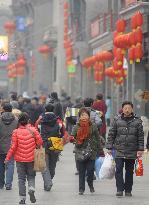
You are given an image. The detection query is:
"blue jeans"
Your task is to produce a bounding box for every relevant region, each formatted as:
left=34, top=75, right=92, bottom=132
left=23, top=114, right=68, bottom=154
left=0, top=154, right=14, bottom=189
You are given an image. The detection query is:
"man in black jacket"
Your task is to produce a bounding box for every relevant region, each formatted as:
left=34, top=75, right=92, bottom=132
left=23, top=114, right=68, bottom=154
left=106, top=101, right=144, bottom=197
left=0, top=103, right=18, bottom=190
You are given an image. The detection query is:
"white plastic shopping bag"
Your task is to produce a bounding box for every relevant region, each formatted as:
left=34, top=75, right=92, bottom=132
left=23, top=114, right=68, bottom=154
left=95, top=157, right=105, bottom=179
left=99, top=153, right=115, bottom=180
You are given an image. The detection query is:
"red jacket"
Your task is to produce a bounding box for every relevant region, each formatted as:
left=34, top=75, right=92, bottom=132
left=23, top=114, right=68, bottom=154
left=6, top=125, right=43, bottom=162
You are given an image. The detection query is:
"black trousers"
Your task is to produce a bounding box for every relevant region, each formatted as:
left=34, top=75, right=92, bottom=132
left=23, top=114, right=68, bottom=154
left=78, top=159, right=95, bottom=192
left=115, top=158, right=135, bottom=193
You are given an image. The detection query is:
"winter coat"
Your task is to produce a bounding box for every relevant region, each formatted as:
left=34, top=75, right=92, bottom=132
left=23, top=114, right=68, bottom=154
left=36, top=112, right=64, bottom=148
left=92, top=100, right=107, bottom=135
left=106, top=114, right=144, bottom=159
left=71, top=123, right=103, bottom=160
left=0, top=112, right=18, bottom=154
left=6, top=125, right=43, bottom=162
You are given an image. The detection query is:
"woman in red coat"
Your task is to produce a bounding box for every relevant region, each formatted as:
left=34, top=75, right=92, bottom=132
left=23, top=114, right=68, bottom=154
left=5, top=113, right=43, bottom=205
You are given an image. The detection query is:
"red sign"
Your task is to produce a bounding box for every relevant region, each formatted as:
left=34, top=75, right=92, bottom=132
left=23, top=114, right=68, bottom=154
left=90, top=19, right=100, bottom=38
left=125, top=0, right=137, bottom=7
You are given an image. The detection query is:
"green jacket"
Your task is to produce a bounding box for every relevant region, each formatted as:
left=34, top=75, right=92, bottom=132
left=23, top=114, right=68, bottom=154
left=71, top=122, right=102, bottom=160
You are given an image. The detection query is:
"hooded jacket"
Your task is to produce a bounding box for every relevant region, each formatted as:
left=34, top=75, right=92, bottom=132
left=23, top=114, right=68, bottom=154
left=0, top=112, right=18, bottom=154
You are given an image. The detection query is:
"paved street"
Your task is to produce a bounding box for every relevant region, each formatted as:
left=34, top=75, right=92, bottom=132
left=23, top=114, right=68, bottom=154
left=0, top=143, right=149, bottom=205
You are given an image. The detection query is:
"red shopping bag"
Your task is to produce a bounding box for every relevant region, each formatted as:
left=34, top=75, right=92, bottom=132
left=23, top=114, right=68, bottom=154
left=135, top=157, right=143, bottom=177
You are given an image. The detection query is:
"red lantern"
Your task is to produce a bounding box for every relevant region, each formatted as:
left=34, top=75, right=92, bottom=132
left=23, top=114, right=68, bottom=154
left=4, top=21, right=16, bottom=37
left=94, top=72, right=103, bottom=83
left=115, top=48, right=124, bottom=65
left=131, top=15, right=137, bottom=30
left=65, top=47, right=73, bottom=57
left=113, top=58, right=123, bottom=70
left=7, top=64, right=17, bottom=78
left=115, top=77, right=124, bottom=85
left=16, top=58, right=26, bottom=77
left=135, top=45, right=143, bottom=63
left=129, top=32, right=136, bottom=46
left=128, top=47, right=135, bottom=64
left=38, top=45, right=53, bottom=58
left=64, top=26, right=68, bottom=34
left=136, top=12, right=143, bottom=28
left=134, top=28, right=143, bottom=45
left=64, top=1, right=69, bottom=10
left=105, top=67, right=115, bottom=78
left=116, top=19, right=126, bottom=33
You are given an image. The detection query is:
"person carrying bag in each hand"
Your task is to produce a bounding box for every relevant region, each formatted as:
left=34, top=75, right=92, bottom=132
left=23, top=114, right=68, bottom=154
left=70, top=107, right=102, bottom=195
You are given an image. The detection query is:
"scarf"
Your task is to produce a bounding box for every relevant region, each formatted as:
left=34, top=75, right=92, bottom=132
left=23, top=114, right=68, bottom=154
left=76, top=119, right=90, bottom=144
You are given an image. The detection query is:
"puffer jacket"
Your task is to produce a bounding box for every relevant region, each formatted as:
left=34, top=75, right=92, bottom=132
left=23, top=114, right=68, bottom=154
left=106, top=114, right=144, bottom=159
left=6, top=125, right=43, bottom=162
left=0, top=112, right=18, bottom=154
left=71, top=122, right=103, bottom=160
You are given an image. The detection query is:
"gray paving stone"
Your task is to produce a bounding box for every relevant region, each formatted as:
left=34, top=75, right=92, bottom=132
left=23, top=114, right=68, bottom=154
left=0, top=144, right=148, bottom=205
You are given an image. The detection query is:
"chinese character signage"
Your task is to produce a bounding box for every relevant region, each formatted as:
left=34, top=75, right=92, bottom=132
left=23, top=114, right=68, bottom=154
left=0, top=36, right=8, bottom=61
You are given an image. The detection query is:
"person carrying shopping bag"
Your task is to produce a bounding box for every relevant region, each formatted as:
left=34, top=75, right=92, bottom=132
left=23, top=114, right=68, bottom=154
left=70, top=108, right=102, bottom=195
left=5, top=112, right=43, bottom=204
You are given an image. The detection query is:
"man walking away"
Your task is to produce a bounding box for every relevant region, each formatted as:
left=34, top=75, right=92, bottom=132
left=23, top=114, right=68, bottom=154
left=0, top=103, right=18, bottom=190
left=106, top=101, right=144, bottom=197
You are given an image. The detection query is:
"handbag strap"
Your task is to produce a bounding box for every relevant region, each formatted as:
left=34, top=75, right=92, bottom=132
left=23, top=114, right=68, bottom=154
left=26, top=127, right=35, bottom=138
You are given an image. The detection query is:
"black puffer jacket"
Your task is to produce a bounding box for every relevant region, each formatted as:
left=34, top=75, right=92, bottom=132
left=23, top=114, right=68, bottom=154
left=0, top=112, right=18, bottom=154
left=106, top=114, right=144, bottom=159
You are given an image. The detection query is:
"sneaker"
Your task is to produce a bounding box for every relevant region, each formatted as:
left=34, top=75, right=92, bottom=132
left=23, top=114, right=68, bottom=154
left=125, top=192, right=132, bottom=197
left=19, top=199, right=26, bottom=204
left=79, top=190, right=84, bottom=195
left=89, top=186, right=95, bottom=193
left=116, top=191, right=123, bottom=197
left=28, top=190, right=36, bottom=203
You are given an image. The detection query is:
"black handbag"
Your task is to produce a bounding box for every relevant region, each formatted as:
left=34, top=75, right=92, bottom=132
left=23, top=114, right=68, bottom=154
left=75, top=140, right=92, bottom=161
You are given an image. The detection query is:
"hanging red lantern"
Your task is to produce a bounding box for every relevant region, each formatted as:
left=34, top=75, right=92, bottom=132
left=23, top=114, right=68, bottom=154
left=135, top=45, right=143, bottom=63
left=65, top=47, right=73, bottom=58
left=136, top=12, right=143, bottom=28
left=113, top=58, right=123, bottom=70
left=115, top=77, right=124, bottom=85
left=64, top=1, right=69, bottom=10
left=116, top=19, right=126, bottom=33
left=38, top=45, right=53, bottom=58
left=115, top=48, right=124, bottom=65
left=4, top=21, right=16, bottom=37
left=128, top=47, right=135, bottom=64
left=134, top=28, right=143, bottom=45
left=131, top=15, right=137, bottom=30
left=64, top=11, right=69, bottom=19
left=105, top=67, right=116, bottom=78
left=16, top=58, right=26, bottom=77
left=64, top=25, right=68, bottom=34
left=7, top=64, right=17, bottom=78
left=94, top=72, right=103, bottom=83
left=129, top=31, right=136, bottom=47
